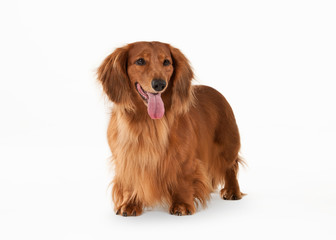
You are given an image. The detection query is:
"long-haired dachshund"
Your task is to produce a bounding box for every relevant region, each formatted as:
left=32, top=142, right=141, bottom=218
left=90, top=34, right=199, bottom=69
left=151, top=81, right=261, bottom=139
left=97, top=41, right=244, bottom=216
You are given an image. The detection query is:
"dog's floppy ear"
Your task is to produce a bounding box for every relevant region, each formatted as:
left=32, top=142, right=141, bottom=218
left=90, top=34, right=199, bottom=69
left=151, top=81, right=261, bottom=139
left=97, top=46, right=132, bottom=106
left=169, top=45, right=194, bottom=113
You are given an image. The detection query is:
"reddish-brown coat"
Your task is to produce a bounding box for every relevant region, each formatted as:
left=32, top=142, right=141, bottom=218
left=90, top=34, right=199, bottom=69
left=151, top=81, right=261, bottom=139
left=97, top=41, right=244, bottom=216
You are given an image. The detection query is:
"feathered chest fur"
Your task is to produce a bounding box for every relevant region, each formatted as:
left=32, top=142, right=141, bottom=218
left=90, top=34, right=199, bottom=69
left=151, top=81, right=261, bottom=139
left=108, top=109, right=172, bottom=171
left=107, top=110, right=178, bottom=205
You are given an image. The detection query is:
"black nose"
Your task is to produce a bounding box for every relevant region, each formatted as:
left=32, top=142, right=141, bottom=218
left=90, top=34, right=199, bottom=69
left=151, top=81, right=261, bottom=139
left=151, top=79, right=166, bottom=91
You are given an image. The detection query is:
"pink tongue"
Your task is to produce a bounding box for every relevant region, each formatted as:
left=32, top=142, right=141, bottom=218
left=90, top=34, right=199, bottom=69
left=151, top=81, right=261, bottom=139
left=147, top=93, right=165, bottom=119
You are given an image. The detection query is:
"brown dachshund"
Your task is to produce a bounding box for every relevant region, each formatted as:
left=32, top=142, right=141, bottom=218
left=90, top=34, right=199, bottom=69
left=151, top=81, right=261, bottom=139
left=97, top=41, right=244, bottom=216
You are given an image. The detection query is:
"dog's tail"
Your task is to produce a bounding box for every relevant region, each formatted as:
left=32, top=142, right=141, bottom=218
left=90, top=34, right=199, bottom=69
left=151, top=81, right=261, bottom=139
left=237, top=154, right=247, bottom=168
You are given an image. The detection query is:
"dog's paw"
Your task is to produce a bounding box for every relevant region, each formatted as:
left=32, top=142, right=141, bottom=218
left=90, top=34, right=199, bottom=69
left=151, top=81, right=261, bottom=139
left=116, top=204, right=142, bottom=217
left=220, top=188, right=243, bottom=200
left=169, top=203, right=195, bottom=216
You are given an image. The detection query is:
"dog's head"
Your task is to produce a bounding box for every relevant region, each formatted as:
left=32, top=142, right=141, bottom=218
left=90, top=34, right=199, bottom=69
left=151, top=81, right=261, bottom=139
left=97, top=41, right=194, bottom=119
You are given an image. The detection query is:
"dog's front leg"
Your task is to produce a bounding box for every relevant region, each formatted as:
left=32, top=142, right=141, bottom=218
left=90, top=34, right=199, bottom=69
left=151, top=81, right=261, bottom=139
left=115, top=201, right=143, bottom=217
left=112, top=178, right=143, bottom=217
left=169, top=178, right=196, bottom=216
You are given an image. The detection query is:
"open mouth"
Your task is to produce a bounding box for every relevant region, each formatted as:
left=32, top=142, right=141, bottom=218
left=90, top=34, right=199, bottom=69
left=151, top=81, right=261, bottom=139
left=135, top=82, right=150, bottom=102
left=135, top=82, right=165, bottom=119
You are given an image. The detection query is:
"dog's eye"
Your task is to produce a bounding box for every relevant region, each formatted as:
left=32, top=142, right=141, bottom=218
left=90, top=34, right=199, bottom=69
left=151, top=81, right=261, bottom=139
left=163, top=59, right=171, bottom=66
left=135, top=58, right=146, bottom=66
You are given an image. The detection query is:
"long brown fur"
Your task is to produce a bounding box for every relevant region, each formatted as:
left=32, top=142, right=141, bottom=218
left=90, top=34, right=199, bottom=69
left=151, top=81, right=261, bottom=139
left=97, top=41, right=244, bottom=216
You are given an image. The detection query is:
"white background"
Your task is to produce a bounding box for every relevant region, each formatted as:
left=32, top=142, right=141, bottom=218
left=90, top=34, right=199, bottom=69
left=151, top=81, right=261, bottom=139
left=1, top=0, right=335, bottom=239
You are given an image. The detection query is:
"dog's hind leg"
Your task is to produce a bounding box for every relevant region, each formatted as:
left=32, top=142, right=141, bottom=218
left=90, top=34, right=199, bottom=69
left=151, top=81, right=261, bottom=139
left=220, top=157, right=243, bottom=200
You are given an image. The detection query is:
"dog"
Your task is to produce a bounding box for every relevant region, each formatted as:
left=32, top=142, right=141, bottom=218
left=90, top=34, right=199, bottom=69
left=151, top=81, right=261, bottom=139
left=97, top=41, right=244, bottom=216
